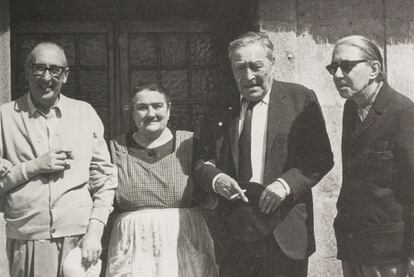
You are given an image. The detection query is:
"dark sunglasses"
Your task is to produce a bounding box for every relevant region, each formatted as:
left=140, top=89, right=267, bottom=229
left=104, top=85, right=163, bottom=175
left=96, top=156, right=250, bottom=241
left=31, top=63, right=68, bottom=78
left=325, top=60, right=368, bottom=75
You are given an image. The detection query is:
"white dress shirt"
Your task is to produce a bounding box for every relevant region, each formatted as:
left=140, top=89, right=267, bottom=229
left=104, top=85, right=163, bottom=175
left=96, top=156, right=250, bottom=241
left=239, top=92, right=269, bottom=184
left=238, top=90, right=290, bottom=194
left=212, top=87, right=291, bottom=195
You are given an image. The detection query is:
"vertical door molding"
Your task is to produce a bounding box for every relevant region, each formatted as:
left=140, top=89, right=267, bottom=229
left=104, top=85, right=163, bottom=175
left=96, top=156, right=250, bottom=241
left=0, top=0, right=11, bottom=104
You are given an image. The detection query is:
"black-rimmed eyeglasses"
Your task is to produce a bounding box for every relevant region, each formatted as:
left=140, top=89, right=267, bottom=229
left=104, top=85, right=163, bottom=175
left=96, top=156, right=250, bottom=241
left=325, top=60, right=368, bottom=75
left=31, top=63, right=68, bottom=78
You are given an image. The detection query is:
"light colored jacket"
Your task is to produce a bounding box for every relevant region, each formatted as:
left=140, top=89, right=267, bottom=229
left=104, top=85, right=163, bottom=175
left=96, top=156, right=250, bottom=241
left=0, top=93, right=117, bottom=240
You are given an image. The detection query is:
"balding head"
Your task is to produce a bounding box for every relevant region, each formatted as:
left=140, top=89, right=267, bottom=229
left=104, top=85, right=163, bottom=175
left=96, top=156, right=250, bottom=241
left=25, top=42, right=68, bottom=70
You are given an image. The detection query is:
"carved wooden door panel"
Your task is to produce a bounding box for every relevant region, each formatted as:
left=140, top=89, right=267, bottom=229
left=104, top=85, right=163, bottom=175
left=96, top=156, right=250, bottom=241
left=12, top=22, right=115, bottom=138
left=118, top=21, right=225, bottom=136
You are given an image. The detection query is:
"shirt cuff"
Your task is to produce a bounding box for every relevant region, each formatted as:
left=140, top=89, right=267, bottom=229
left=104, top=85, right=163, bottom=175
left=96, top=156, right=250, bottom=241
left=90, top=218, right=106, bottom=226
left=90, top=207, right=112, bottom=226
left=277, top=178, right=291, bottom=195
left=212, top=173, right=226, bottom=193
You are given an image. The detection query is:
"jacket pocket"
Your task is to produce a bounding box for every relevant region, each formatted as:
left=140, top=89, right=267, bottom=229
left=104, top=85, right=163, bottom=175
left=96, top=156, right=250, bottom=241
left=360, top=149, right=394, bottom=185
left=354, top=221, right=405, bottom=263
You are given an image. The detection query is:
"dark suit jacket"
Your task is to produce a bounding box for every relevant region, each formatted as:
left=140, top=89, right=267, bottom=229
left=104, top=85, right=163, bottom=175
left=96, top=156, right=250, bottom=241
left=195, top=80, right=334, bottom=260
left=334, top=82, right=414, bottom=264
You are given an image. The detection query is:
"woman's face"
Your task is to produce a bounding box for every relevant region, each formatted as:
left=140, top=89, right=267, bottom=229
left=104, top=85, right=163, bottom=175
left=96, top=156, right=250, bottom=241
left=132, top=89, right=170, bottom=137
left=331, top=44, right=374, bottom=101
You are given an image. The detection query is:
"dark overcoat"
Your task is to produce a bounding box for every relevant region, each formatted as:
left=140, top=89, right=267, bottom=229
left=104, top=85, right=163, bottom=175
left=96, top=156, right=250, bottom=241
left=335, top=82, right=414, bottom=264
left=196, top=80, right=334, bottom=260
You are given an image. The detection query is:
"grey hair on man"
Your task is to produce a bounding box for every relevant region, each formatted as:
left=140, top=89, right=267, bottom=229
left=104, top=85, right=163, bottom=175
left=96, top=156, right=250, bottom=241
left=228, top=31, right=275, bottom=61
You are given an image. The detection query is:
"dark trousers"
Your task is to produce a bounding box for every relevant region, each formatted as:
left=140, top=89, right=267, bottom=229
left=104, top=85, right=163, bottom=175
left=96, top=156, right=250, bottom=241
left=219, top=236, right=308, bottom=277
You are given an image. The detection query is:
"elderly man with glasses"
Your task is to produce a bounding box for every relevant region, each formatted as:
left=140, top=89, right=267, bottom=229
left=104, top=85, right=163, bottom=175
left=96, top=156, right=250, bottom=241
left=327, top=35, right=414, bottom=277
left=0, top=42, right=117, bottom=277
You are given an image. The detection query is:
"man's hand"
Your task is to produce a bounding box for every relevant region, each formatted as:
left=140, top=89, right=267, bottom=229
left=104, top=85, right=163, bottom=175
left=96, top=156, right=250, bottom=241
left=214, top=174, right=248, bottom=202
left=408, top=256, right=414, bottom=276
left=27, top=149, right=74, bottom=175
left=259, top=180, right=288, bottom=214
left=78, top=219, right=104, bottom=266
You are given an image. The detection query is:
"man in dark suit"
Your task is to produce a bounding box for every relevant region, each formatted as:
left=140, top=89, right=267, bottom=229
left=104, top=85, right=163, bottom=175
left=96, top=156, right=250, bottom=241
left=195, top=32, right=333, bottom=277
left=328, top=35, right=414, bottom=277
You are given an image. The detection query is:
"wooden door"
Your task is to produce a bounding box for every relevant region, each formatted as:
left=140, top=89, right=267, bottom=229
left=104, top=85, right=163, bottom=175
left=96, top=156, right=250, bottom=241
left=118, top=21, right=226, bottom=136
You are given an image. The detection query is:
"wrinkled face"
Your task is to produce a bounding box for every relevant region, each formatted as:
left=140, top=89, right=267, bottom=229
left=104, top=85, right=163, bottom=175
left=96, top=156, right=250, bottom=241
left=26, top=45, right=69, bottom=107
left=331, top=44, right=373, bottom=100
left=230, top=42, right=275, bottom=102
left=132, top=89, right=170, bottom=137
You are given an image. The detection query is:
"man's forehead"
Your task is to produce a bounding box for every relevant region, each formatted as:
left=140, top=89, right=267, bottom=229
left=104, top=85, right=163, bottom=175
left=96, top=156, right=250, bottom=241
left=231, top=43, right=270, bottom=61
left=32, top=45, right=67, bottom=65
left=134, top=97, right=165, bottom=103
left=332, top=44, right=364, bottom=61
left=233, top=59, right=265, bottom=64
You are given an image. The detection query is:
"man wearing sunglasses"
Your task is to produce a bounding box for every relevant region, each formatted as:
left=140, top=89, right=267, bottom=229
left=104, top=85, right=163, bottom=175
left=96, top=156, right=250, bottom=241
left=328, top=35, right=414, bottom=277
left=0, top=42, right=117, bottom=277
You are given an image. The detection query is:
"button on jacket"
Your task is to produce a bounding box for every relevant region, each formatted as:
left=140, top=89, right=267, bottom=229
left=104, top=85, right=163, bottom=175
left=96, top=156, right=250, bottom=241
left=0, top=93, right=117, bottom=240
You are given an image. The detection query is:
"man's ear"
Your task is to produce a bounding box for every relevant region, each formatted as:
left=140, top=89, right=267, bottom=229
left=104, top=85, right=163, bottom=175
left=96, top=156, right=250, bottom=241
left=62, top=68, right=70, bottom=84
left=369, top=60, right=381, bottom=80
left=271, top=57, right=276, bottom=74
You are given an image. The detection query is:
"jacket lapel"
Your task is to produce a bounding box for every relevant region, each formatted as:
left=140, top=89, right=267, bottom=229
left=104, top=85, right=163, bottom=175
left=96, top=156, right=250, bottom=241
left=227, top=106, right=240, bottom=177
left=341, top=100, right=358, bottom=156
left=347, top=83, right=393, bottom=150
left=266, top=81, right=286, bottom=158
left=228, top=81, right=285, bottom=177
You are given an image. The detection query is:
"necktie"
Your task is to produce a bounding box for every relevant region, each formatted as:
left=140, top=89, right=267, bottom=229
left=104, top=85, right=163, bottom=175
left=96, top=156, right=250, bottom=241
left=238, top=100, right=258, bottom=182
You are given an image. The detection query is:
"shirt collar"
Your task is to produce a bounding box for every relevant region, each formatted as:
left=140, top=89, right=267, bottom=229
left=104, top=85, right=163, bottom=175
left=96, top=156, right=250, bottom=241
left=27, top=92, right=66, bottom=117
left=261, top=88, right=271, bottom=105
left=356, top=81, right=383, bottom=109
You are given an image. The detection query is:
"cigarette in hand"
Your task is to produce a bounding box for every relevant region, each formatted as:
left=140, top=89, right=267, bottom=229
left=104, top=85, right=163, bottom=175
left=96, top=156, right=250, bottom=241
left=230, top=189, right=247, bottom=200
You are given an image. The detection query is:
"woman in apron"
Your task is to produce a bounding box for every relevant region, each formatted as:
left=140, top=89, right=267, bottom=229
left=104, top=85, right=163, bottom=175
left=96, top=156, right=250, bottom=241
left=105, top=83, right=218, bottom=277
